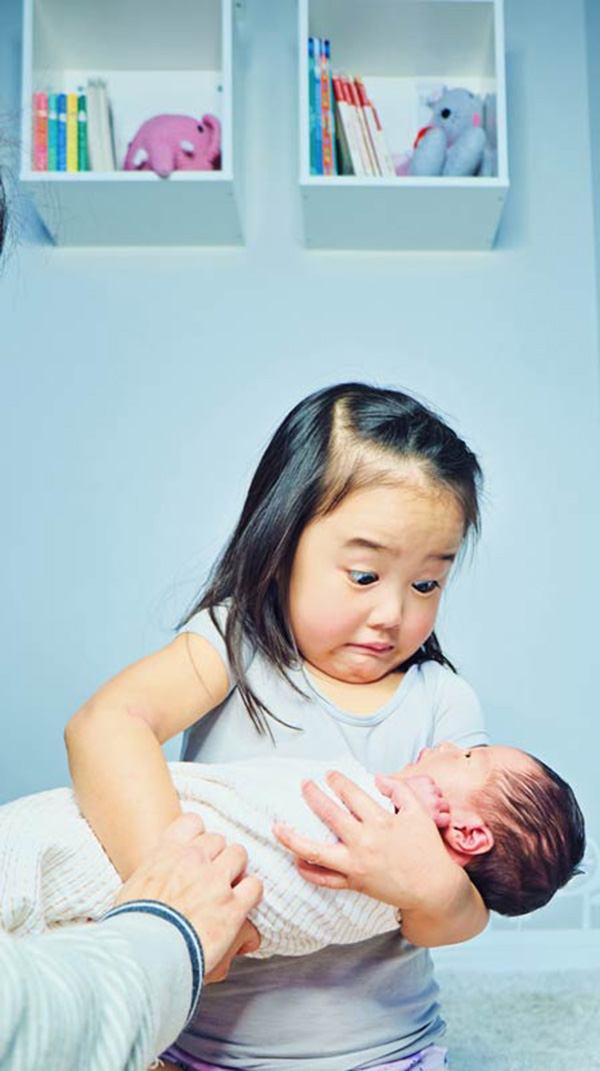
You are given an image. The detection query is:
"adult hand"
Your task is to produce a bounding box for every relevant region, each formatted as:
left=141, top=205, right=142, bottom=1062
left=115, top=813, right=263, bottom=979
left=273, top=772, right=458, bottom=913
left=376, top=773, right=450, bottom=829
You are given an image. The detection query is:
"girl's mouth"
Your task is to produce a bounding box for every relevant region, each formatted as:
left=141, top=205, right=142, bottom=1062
left=347, top=643, right=394, bottom=655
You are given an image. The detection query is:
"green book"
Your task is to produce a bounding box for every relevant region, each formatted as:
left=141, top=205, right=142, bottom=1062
left=47, top=93, right=58, bottom=170
left=77, top=93, right=88, bottom=171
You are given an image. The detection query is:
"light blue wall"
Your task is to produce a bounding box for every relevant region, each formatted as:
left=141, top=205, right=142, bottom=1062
left=1, top=0, right=599, bottom=887
left=586, top=0, right=600, bottom=330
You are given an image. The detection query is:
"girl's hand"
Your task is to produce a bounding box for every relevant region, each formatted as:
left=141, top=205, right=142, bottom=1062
left=272, top=771, right=459, bottom=913
left=375, top=773, right=450, bottom=829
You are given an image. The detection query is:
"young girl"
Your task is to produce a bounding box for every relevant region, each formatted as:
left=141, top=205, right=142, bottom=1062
left=66, top=382, right=490, bottom=1071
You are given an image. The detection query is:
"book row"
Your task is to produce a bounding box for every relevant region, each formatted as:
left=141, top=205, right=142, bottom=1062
left=308, top=37, right=395, bottom=178
left=32, top=80, right=116, bottom=172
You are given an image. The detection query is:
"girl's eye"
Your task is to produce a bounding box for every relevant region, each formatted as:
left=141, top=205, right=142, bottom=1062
left=412, top=580, right=440, bottom=595
left=348, top=570, right=378, bottom=586
left=464, top=751, right=472, bottom=759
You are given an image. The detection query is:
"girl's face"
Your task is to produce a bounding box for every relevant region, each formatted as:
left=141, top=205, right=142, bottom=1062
left=288, top=477, right=465, bottom=685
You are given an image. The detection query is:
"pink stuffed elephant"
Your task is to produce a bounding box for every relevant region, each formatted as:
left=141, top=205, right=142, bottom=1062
left=123, top=114, right=221, bottom=177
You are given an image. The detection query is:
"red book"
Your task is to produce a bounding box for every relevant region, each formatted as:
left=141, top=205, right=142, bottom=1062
left=319, top=40, right=334, bottom=175
left=346, top=78, right=377, bottom=175
left=354, top=77, right=382, bottom=175
left=340, top=76, right=368, bottom=175
left=33, top=92, right=48, bottom=171
left=332, top=75, right=354, bottom=174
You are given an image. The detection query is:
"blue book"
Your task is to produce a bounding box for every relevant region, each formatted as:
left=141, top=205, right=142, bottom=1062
left=57, top=92, right=67, bottom=171
left=313, top=36, right=322, bottom=174
left=47, top=93, right=58, bottom=170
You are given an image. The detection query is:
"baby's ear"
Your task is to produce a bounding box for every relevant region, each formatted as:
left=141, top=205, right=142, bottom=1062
left=444, top=820, right=494, bottom=859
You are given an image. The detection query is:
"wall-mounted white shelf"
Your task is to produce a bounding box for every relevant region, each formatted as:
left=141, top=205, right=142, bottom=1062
left=20, top=0, right=243, bottom=246
left=299, top=0, right=510, bottom=251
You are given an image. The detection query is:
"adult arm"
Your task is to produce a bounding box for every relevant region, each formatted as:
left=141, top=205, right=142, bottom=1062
left=274, top=774, right=487, bottom=948
left=0, top=908, right=198, bottom=1071
left=0, top=814, right=262, bottom=1071
left=65, top=630, right=229, bottom=878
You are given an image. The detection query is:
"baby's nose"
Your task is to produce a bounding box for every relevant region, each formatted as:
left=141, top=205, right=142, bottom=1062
left=436, top=741, right=460, bottom=755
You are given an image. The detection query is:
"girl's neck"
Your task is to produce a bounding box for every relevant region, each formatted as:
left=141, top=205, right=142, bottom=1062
left=303, top=662, right=405, bottom=717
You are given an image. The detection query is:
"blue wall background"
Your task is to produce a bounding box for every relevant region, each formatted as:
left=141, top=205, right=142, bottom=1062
left=1, top=0, right=599, bottom=902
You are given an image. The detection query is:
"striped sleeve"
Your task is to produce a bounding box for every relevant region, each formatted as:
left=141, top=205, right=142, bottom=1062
left=0, top=903, right=203, bottom=1070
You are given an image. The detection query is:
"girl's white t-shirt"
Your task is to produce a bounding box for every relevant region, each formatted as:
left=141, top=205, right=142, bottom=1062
left=178, top=605, right=489, bottom=1071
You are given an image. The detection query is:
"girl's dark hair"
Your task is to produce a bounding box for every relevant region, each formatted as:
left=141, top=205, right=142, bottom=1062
left=180, top=382, right=483, bottom=735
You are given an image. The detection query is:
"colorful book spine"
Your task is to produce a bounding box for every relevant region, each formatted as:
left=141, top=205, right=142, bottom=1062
left=371, top=100, right=396, bottom=177
left=354, top=77, right=381, bottom=175
left=86, top=80, right=101, bottom=170
left=331, top=75, right=354, bottom=174
left=340, top=76, right=367, bottom=175
left=313, top=36, right=323, bottom=174
left=355, top=77, right=396, bottom=177
left=97, top=80, right=116, bottom=170
left=328, top=50, right=338, bottom=174
left=347, top=78, right=377, bottom=175
left=66, top=93, right=78, bottom=171
left=33, top=92, right=48, bottom=171
left=57, top=93, right=67, bottom=171
left=319, top=40, right=335, bottom=175
left=47, top=93, right=58, bottom=171
left=77, top=93, right=88, bottom=171
left=308, top=38, right=318, bottom=175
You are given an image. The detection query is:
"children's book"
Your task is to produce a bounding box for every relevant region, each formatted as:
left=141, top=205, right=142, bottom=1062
left=312, top=37, right=323, bottom=174
left=33, top=92, right=48, bottom=171
left=319, top=40, right=335, bottom=175
left=57, top=93, right=67, bottom=171
left=66, top=93, right=78, bottom=171
left=86, top=81, right=102, bottom=170
left=347, top=78, right=376, bottom=175
left=354, top=77, right=383, bottom=175
left=47, top=93, right=58, bottom=171
left=308, top=37, right=318, bottom=174
left=340, top=76, right=368, bottom=175
left=77, top=93, right=88, bottom=171
left=364, top=89, right=397, bottom=177
left=97, top=81, right=116, bottom=170
left=332, top=75, right=354, bottom=175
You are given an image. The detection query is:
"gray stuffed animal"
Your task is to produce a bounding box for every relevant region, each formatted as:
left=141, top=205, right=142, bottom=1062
left=409, top=87, right=495, bottom=177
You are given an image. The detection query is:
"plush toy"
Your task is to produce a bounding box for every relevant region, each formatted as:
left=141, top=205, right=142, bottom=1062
left=405, top=88, right=495, bottom=177
left=123, top=114, right=221, bottom=177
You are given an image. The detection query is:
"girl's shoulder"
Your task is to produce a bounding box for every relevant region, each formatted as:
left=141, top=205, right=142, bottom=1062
left=413, top=658, right=476, bottom=697
left=411, top=661, right=489, bottom=745
left=180, top=602, right=255, bottom=690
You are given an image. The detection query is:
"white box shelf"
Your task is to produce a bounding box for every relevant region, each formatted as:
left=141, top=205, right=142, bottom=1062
left=21, top=0, right=243, bottom=246
left=299, top=0, right=509, bottom=251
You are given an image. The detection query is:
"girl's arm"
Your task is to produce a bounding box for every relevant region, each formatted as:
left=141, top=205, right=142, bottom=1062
left=273, top=774, right=488, bottom=947
left=65, top=632, right=229, bottom=879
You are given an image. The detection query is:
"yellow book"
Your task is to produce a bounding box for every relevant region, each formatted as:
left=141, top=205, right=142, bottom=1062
left=66, top=93, right=78, bottom=171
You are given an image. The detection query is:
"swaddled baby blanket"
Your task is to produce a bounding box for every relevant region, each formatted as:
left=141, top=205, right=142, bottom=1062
left=0, top=754, right=399, bottom=957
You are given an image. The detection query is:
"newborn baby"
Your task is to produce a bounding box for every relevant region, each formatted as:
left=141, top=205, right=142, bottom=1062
left=0, top=743, right=584, bottom=956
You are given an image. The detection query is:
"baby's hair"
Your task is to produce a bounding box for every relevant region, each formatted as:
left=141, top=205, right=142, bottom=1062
left=465, top=757, right=586, bottom=916
left=181, top=383, right=483, bottom=735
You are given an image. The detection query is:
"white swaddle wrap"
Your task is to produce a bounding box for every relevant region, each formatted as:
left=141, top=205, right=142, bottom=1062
left=0, top=754, right=399, bottom=957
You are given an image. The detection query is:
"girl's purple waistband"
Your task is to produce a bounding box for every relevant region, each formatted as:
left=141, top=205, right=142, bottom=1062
left=160, top=1042, right=449, bottom=1071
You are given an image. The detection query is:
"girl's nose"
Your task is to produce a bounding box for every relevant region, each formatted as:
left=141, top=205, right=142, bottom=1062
left=368, top=589, right=403, bottom=630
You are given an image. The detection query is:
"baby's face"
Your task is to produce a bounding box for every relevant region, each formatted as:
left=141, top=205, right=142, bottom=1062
left=394, top=742, right=534, bottom=812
